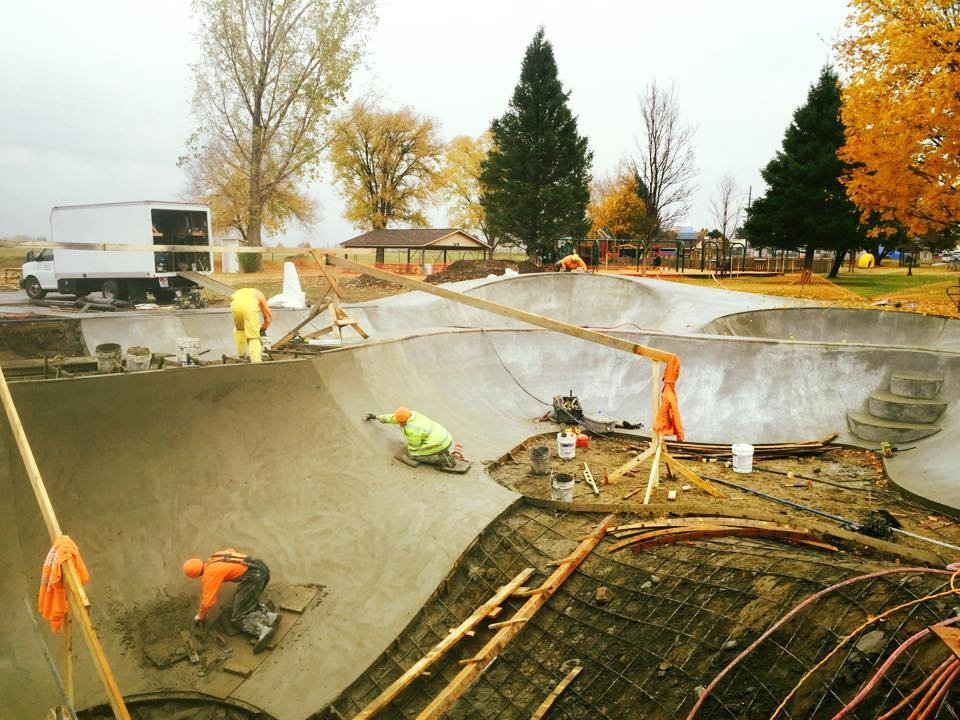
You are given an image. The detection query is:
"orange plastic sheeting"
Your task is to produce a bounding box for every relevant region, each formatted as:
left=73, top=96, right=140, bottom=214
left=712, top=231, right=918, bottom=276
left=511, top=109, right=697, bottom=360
left=653, top=355, right=684, bottom=442
left=38, top=535, right=89, bottom=632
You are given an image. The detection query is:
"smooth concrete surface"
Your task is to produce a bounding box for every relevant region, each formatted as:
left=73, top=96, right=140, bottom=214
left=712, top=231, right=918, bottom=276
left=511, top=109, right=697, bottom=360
left=704, top=306, right=960, bottom=351
left=5, top=272, right=960, bottom=718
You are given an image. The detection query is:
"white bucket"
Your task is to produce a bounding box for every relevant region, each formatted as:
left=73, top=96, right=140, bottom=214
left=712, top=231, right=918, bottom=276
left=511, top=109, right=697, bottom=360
left=125, top=346, right=151, bottom=372
left=423, top=263, right=433, bottom=275
left=176, top=337, right=200, bottom=364
left=732, top=443, right=754, bottom=473
left=551, top=473, right=575, bottom=502
left=556, top=432, right=577, bottom=460
left=94, top=343, right=122, bottom=374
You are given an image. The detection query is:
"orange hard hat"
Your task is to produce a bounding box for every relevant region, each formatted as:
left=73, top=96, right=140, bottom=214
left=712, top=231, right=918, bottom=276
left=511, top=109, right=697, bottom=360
left=394, top=407, right=412, bottom=424
left=183, top=558, right=203, bottom=578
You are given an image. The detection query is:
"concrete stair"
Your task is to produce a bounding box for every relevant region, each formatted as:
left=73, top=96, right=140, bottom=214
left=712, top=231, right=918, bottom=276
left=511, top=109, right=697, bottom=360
left=847, top=371, right=945, bottom=443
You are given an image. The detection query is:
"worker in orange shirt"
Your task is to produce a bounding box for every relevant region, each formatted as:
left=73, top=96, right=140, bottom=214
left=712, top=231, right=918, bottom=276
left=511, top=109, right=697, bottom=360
left=556, top=252, right=587, bottom=273
left=183, top=549, right=279, bottom=652
left=230, top=287, right=272, bottom=363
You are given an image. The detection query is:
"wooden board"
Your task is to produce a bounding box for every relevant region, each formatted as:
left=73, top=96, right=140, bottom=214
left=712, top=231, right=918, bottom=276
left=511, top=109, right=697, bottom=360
left=531, top=666, right=582, bottom=720
left=272, top=584, right=319, bottom=614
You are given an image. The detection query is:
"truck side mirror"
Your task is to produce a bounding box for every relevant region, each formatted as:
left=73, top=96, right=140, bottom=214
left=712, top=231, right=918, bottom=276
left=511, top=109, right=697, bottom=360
left=26, top=251, right=34, bottom=262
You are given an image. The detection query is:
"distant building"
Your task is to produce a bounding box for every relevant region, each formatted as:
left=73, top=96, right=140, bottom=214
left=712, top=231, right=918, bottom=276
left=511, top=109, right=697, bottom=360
left=340, top=228, right=490, bottom=264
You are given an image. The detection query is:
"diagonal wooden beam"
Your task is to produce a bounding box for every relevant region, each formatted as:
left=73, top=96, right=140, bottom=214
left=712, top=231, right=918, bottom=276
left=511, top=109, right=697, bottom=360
left=414, top=515, right=616, bottom=720
left=352, top=568, right=535, bottom=720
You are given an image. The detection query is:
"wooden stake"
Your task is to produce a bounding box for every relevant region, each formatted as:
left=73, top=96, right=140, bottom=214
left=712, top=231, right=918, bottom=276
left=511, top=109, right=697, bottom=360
left=63, top=611, right=73, bottom=708
left=642, top=439, right=663, bottom=505
left=530, top=666, right=582, bottom=720
left=351, top=567, right=535, bottom=720
left=415, top=515, right=615, bottom=720
left=0, top=365, right=131, bottom=720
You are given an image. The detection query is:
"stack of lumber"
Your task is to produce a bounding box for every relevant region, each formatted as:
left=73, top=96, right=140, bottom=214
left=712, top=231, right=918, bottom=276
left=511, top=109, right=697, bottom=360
left=654, top=433, right=838, bottom=460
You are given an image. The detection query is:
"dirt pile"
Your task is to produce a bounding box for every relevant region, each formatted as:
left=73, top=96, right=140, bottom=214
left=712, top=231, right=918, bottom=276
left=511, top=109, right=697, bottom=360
left=340, top=274, right=409, bottom=302
left=425, top=259, right=541, bottom=284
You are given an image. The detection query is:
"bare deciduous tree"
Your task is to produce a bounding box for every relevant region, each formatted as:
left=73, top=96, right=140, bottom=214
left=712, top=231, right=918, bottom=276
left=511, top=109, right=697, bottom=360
left=709, top=173, right=744, bottom=267
left=632, top=80, right=698, bottom=238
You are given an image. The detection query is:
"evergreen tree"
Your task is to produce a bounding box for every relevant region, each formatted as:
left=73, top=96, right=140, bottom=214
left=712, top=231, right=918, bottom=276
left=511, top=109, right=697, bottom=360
left=742, top=66, right=867, bottom=277
left=480, top=27, right=592, bottom=263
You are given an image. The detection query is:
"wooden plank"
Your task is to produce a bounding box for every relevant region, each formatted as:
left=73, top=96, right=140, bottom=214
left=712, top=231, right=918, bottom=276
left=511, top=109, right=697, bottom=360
left=309, top=251, right=344, bottom=299
left=352, top=567, right=535, bottom=720
left=175, top=270, right=236, bottom=298
left=63, top=612, right=73, bottom=707
left=932, top=627, right=960, bottom=661
left=641, top=439, right=663, bottom=505
left=272, top=297, right=332, bottom=350
left=415, top=515, right=616, bottom=720
left=530, top=666, right=582, bottom=720
left=325, top=255, right=676, bottom=365
left=662, top=453, right=725, bottom=498
left=608, top=443, right=658, bottom=483
left=514, top=586, right=552, bottom=598
left=607, top=525, right=732, bottom=553
left=0, top=363, right=132, bottom=720
left=273, top=584, right=319, bottom=614
left=488, top=617, right=529, bottom=630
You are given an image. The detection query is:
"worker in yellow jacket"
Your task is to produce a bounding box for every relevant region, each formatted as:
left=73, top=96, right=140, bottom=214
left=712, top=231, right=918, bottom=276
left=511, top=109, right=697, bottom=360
left=364, top=406, right=457, bottom=468
left=230, top=288, right=273, bottom=363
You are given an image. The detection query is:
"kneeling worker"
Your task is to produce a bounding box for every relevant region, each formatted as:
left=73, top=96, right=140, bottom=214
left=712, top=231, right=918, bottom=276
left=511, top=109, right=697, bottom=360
left=183, top=548, right=279, bottom=652
left=364, top=406, right=457, bottom=469
left=556, top=252, right=587, bottom=273
left=230, top=287, right=272, bottom=363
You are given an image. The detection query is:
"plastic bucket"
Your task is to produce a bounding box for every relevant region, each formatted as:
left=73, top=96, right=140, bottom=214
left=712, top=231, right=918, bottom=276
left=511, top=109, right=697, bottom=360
left=530, top=444, right=550, bottom=476
left=551, top=473, right=575, bottom=502
left=557, top=432, right=577, bottom=460
left=576, top=433, right=589, bottom=448
left=732, top=443, right=754, bottom=473
left=125, top=346, right=151, bottom=372
left=94, top=343, right=122, bottom=374
left=176, top=337, right=200, bottom=364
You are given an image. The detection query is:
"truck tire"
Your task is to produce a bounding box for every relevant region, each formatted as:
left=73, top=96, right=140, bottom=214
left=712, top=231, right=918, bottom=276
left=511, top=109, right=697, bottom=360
left=101, top=279, right=129, bottom=301
left=153, top=288, right=177, bottom=304
left=24, top=276, right=47, bottom=300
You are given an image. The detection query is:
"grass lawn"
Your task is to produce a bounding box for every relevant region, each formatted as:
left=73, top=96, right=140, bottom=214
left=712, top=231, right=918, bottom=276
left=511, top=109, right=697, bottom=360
left=829, top=269, right=956, bottom=299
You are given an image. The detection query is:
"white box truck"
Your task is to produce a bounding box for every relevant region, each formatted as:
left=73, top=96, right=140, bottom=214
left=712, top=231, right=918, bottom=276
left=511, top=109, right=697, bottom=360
left=20, top=201, right=214, bottom=303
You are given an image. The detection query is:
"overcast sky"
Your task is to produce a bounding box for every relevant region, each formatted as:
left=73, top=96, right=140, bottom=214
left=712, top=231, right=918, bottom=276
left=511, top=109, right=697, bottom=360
left=0, top=0, right=848, bottom=246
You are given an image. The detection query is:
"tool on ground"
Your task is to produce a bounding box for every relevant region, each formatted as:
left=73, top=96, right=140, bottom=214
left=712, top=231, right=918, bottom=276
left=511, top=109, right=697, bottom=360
left=582, top=463, right=599, bottom=496
left=180, top=630, right=200, bottom=664
left=198, top=651, right=231, bottom=677
left=880, top=441, right=893, bottom=458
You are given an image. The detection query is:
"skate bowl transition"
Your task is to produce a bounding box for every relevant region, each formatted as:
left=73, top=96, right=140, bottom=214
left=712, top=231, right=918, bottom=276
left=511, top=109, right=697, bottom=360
left=3, top=272, right=960, bottom=719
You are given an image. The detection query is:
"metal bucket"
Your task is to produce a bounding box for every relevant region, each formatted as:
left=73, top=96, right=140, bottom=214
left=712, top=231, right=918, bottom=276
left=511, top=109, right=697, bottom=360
left=529, top=444, right=550, bottom=476
left=125, top=346, right=151, bottom=372
left=551, top=472, right=575, bottom=502
left=94, top=343, right=122, bottom=374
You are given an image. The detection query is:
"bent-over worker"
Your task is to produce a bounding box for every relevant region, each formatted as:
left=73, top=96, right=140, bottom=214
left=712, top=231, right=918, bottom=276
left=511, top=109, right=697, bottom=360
left=364, top=406, right=458, bottom=468
left=183, top=548, right=279, bottom=652
left=230, top=287, right=272, bottom=363
left=556, top=253, right=587, bottom=272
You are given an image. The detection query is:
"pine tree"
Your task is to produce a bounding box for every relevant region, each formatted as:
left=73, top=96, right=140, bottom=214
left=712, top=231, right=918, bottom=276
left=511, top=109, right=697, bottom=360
left=480, top=27, right=592, bottom=263
left=742, top=66, right=867, bottom=276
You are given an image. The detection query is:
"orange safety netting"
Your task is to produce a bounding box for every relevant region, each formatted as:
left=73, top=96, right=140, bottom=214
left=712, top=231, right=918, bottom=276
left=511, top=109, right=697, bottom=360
left=653, top=355, right=684, bottom=442
left=38, top=535, right=89, bottom=632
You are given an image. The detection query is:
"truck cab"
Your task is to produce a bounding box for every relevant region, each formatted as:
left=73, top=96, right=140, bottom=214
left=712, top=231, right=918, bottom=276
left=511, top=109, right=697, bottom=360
left=20, top=248, right=57, bottom=299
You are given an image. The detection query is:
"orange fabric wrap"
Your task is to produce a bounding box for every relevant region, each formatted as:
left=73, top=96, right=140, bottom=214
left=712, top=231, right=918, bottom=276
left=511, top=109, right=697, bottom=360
left=198, top=549, right=248, bottom=619
left=38, top=535, right=90, bottom=633
left=653, top=355, right=684, bottom=442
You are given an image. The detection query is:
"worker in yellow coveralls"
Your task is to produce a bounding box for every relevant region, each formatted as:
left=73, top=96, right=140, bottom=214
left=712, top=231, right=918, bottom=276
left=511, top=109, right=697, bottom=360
left=230, top=288, right=272, bottom=363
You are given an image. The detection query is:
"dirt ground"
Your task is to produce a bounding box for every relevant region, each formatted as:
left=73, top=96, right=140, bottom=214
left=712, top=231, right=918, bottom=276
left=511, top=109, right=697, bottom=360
left=489, top=434, right=960, bottom=555
left=423, top=258, right=541, bottom=284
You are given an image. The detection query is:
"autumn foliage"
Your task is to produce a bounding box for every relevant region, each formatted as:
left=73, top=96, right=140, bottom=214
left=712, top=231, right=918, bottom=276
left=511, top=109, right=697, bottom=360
left=588, top=173, right=649, bottom=239
left=838, top=1, right=960, bottom=234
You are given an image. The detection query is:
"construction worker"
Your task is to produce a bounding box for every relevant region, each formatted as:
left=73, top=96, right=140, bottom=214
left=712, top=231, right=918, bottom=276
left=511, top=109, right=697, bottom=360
left=556, top=252, right=587, bottom=273
left=183, top=549, right=279, bottom=653
left=363, top=406, right=458, bottom=468
left=230, top=287, right=272, bottom=363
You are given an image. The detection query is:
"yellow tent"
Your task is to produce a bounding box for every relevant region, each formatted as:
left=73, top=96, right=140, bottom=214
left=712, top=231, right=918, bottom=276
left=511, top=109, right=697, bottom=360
left=857, top=252, right=875, bottom=269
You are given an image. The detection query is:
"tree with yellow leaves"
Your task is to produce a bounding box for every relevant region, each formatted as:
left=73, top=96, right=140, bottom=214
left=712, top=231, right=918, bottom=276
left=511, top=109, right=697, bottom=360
left=588, top=171, right=650, bottom=239
left=329, top=101, right=445, bottom=232
left=838, top=1, right=960, bottom=234
left=440, top=133, right=496, bottom=252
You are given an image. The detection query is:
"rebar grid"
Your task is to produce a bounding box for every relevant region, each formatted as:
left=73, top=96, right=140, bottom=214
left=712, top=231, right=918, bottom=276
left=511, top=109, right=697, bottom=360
left=326, top=505, right=956, bottom=720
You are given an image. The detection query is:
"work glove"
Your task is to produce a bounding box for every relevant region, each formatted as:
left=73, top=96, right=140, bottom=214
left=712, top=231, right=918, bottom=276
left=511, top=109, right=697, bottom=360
left=362, top=413, right=376, bottom=421
left=259, top=328, right=267, bottom=337
left=193, top=613, right=203, bottom=627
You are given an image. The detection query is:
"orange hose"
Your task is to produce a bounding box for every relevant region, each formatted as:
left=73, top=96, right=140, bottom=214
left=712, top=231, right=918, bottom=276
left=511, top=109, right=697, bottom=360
left=907, top=660, right=960, bottom=720
left=878, top=657, right=954, bottom=720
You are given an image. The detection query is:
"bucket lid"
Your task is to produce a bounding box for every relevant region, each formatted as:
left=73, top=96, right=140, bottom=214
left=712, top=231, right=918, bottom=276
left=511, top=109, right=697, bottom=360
left=95, top=343, right=121, bottom=353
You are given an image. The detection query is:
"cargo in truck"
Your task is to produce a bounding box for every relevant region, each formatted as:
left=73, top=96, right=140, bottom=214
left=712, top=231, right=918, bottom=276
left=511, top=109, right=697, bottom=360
left=20, top=201, right=215, bottom=303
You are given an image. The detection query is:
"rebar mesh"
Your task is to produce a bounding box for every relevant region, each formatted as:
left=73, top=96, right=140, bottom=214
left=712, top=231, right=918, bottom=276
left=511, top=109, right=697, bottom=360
left=325, top=504, right=958, bottom=720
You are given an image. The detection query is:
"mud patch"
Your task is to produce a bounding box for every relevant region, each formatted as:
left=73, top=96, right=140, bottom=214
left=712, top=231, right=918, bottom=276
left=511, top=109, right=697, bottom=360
left=0, top=318, right=86, bottom=360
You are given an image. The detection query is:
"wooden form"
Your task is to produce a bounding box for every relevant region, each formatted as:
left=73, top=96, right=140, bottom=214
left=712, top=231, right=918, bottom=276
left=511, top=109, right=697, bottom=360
left=0, top=364, right=131, bottom=719
left=352, top=567, right=534, bottom=720
left=932, top=627, right=960, bottom=661
left=530, top=666, right=582, bottom=720
left=414, top=515, right=616, bottom=720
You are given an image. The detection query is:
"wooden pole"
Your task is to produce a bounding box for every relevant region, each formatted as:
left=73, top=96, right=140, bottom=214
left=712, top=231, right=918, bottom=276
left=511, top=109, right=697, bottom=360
left=650, top=361, right=661, bottom=487
left=323, top=254, right=676, bottom=365
left=63, top=612, right=73, bottom=708
left=0, top=365, right=131, bottom=720
left=352, top=568, right=534, bottom=720
left=530, top=666, right=582, bottom=720
left=415, top=515, right=616, bottom=720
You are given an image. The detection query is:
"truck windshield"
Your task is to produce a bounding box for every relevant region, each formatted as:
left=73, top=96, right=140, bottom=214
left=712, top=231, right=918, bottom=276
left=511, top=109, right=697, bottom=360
left=35, top=249, right=53, bottom=262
